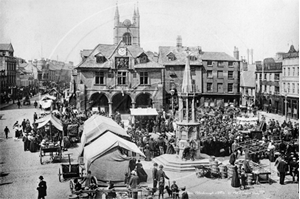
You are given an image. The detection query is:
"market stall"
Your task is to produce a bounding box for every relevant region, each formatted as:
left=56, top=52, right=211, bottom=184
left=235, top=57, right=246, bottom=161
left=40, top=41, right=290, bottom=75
left=130, top=108, right=158, bottom=129
left=35, top=114, right=63, bottom=164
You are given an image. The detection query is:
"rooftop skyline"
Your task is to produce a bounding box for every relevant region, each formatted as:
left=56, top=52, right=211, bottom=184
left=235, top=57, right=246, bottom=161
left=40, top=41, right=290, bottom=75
left=0, top=0, right=298, bottom=65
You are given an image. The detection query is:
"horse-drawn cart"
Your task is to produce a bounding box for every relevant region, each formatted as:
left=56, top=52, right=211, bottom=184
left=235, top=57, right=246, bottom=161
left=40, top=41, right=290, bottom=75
left=58, top=153, right=84, bottom=182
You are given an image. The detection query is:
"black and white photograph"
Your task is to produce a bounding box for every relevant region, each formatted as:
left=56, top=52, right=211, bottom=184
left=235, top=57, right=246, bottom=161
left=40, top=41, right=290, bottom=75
left=0, top=0, right=299, bottom=198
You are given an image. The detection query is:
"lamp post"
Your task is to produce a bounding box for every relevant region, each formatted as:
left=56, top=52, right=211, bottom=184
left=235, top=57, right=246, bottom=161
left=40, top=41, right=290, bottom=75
left=170, top=89, right=175, bottom=118
left=284, top=93, right=288, bottom=121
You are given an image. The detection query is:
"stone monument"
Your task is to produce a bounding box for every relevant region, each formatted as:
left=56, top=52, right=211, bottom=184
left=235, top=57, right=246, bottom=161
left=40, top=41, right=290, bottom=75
left=176, top=49, right=201, bottom=159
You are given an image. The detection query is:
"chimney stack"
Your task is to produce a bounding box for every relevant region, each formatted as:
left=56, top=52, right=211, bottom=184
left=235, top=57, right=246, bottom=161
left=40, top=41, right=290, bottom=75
left=247, top=49, right=250, bottom=64
left=176, top=35, right=182, bottom=48
left=250, top=49, right=253, bottom=64
left=233, top=46, right=239, bottom=60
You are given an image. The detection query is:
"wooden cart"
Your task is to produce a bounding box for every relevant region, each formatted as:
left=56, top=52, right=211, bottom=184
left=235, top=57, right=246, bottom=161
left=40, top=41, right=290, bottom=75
left=58, top=153, right=84, bottom=182
left=40, top=145, right=62, bottom=164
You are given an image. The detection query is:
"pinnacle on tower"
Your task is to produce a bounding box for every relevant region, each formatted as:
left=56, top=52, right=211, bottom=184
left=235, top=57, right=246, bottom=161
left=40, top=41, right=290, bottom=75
left=136, top=1, right=140, bottom=17
left=181, top=48, right=193, bottom=93
left=114, top=2, right=119, bottom=19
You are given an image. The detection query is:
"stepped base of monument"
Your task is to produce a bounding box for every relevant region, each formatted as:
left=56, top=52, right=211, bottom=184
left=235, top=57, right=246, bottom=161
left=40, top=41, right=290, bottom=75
left=152, top=154, right=210, bottom=172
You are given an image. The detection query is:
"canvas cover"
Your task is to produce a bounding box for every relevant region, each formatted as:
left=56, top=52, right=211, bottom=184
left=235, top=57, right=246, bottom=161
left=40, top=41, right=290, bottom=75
left=36, top=114, right=63, bottom=131
left=83, top=132, right=145, bottom=181
left=130, top=108, right=158, bottom=116
left=82, top=115, right=129, bottom=145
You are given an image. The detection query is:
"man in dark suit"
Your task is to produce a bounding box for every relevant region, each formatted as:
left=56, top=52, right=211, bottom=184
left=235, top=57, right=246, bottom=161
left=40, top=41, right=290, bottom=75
left=37, top=176, right=47, bottom=199
left=277, top=156, right=288, bottom=185
left=152, top=163, right=158, bottom=195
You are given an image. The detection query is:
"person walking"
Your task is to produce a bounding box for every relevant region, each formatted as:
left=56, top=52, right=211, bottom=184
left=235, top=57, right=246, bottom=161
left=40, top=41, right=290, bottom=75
left=156, top=165, right=169, bottom=199
left=277, top=156, right=288, bottom=185
left=37, top=176, right=47, bottom=199
left=4, top=126, right=10, bottom=139
left=129, top=171, right=139, bottom=199
left=231, top=165, right=240, bottom=188
left=152, top=163, right=158, bottom=195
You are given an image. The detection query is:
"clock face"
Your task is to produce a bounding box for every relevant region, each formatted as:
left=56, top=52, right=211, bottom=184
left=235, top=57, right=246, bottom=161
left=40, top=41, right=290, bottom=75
left=118, top=48, right=126, bottom=56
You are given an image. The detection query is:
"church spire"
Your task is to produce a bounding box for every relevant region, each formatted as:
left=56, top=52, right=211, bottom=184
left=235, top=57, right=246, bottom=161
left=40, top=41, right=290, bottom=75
left=114, top=2, right=119, bottom=19
left=181, top=48, right=193, bottom=93
left=136, top=1, right=140, bottom=17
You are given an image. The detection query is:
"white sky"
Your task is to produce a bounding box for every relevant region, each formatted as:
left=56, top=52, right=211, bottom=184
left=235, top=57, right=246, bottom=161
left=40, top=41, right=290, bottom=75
left=0, top=0, right=299, bottom=65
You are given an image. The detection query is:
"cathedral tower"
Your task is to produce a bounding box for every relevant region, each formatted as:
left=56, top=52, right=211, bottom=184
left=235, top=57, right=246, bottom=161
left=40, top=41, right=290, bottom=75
left=113, top=3, right=140, bottom=46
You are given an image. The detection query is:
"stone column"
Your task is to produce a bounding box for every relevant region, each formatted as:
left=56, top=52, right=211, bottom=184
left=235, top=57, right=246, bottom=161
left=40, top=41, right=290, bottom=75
left=132, top=102, right=135, bottom=109
left=186, top=97, right=189, bottom=121
left=179, top=97, right=183, bottom=121
left=192, top=97, right=195, bottom=122
left=108, top=102, right=112, bottom=117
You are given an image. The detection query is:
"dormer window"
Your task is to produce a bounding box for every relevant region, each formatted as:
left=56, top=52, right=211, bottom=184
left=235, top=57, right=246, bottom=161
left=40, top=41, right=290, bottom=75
left=139, top=55, right=148, bottom=64
left=167, top=52, right=176, bottom=61
left=95, top=54, right=107, bottom=63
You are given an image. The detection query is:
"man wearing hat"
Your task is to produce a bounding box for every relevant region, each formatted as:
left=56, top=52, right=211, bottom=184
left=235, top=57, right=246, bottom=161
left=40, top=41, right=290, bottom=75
left=129, top=171, right=139, bottom=199
left=37, top=176, right=47, bottom=199
left=289, top=157, right=299, bottom=183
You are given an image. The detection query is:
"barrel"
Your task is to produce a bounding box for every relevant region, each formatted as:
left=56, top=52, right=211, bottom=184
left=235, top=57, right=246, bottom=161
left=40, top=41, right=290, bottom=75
left=227, top=165, right=234, bottom=178
left=219, top=165, right=228, bottom=179
left=211, top=161, right=219, bottom=174
left=209, top=156, right=216, bottom=168
left=78, top=193, right=89, bottom=199
left=247, top=173, right=253, bottom=185
left=68, top=194, right=78, bottom=199
left=221, top=172, right=228, bottom=179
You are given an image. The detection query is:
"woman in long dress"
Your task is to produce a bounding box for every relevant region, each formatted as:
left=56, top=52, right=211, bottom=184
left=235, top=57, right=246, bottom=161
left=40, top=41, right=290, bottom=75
left=231, top=165, right=240, bottom=188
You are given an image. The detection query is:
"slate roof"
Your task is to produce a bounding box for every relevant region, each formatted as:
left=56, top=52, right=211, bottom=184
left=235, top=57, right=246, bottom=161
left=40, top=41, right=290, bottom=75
left=158, top=46, right=237, bottom=65
left=81, top=50, right=93, bottom=58
left=0, top=43, right=14, bottom=52
left=134, top=61, right=164, bottom=69
left=48, top=61, right=73, bottom=71
left=240, top=71, right=255, bottom=88
left=77, top=43, right=152, bottom=69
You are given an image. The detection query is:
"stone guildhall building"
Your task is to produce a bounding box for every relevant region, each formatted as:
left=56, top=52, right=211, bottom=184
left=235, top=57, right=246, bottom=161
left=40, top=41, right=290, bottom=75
left=75, top=5, right=164, bottom=115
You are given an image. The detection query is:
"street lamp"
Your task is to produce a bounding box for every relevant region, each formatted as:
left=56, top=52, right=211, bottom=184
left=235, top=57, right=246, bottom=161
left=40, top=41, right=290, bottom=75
left=284, top=92, right=288, bottom=121
left=170, top=89, right=175, bottom=118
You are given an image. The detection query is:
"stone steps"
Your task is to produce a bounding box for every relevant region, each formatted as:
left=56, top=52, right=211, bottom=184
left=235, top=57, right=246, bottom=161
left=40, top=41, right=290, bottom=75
left=152, top=154, right=210, bottom=172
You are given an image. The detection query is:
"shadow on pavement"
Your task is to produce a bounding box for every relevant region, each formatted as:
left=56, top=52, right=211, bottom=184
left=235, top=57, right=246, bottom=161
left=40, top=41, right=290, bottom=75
left=0, top=182, right=13, bottom=186
left=0, top=172, right=9, bottom=177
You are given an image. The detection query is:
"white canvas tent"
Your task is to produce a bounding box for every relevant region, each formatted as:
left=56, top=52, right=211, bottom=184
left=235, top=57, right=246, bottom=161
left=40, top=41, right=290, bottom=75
left=35, top=114, right=63, bottom=131
left=82, top=115, right=129, bottom=146
left=39, top=100, right=53, bottom=109
left=79, top=115, right=145, bottom=182
left=83, top=131, right=145, bottom=182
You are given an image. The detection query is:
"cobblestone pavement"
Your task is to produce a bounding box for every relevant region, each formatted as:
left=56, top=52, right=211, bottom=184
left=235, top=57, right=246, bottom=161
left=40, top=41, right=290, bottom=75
left=0, top=105, right=298, bottom=199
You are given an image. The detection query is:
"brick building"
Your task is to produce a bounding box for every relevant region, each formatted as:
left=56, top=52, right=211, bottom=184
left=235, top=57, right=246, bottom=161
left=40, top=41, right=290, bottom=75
left=75, top=5, right=164, bottom=115
left=255, top=58, right=282, bottom=114
left=281, top=45, right=299, bottom=119
left=159, top=38, right=240, bottom=110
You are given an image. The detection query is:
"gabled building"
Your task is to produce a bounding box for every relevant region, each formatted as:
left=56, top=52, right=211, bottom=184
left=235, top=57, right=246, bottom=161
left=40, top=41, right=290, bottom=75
left=159, top=38, right=240, bottom=109
left=0, top=43, right=17, bottom=101
left=75, top=5, right=164, bottom=115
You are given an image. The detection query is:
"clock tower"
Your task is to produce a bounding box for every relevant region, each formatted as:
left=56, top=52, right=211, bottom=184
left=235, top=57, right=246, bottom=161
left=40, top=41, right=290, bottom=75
left=113, top=3, right=140, bottom=46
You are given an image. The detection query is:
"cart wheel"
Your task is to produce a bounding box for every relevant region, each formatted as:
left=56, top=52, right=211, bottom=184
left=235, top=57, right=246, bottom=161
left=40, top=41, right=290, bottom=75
left=69, top=180, right=74, bottom=193
left=58, top=168, right=62, bottom=182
